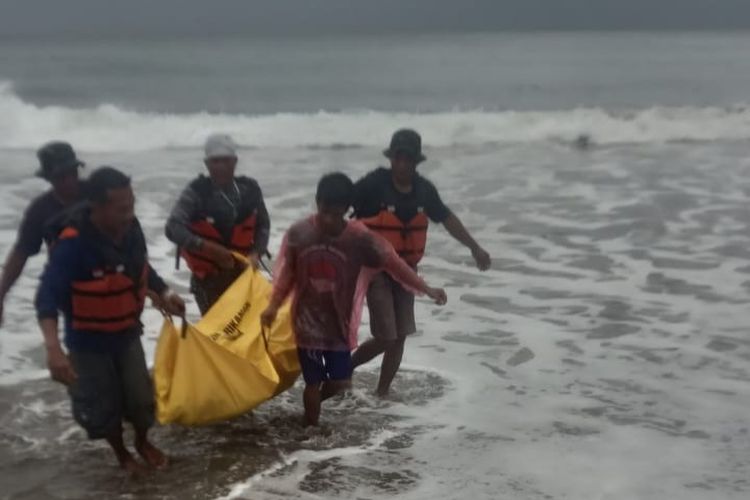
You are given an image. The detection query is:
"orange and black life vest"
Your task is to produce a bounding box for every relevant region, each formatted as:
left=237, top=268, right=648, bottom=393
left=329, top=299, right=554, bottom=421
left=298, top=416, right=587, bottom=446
left=180, top=176, right=259, bottom=279
left=359, top=179, right=430, bottom=266
left=58, top=226, right=149, bottom=334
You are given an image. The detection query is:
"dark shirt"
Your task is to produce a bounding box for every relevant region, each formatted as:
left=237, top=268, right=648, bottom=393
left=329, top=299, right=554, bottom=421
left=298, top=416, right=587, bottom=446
left=165, top=175, right=270, bottom=254
left=16, top=190, right=67, bottom=256
left=36, top=209, right=167, bottom=353
left=352, top=167, right=451, bottom=224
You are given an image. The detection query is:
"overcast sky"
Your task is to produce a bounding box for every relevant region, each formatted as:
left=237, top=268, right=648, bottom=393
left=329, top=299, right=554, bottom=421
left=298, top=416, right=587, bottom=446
left=2, top=0, right=749, bottom=38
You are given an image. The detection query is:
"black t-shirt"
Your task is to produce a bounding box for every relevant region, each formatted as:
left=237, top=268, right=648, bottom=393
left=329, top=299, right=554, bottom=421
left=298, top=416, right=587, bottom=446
left=15, top=190, right=68, bottom=257
left=352, top=167, right=451, bottom=224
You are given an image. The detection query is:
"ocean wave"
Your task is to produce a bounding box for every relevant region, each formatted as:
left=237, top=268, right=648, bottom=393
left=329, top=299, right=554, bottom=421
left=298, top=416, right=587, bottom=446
left=1, top=81, right=750, bottom=151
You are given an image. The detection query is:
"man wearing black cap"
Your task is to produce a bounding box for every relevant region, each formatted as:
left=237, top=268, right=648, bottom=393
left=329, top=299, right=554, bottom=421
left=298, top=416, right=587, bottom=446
left=0, top=142, right=85, bottom=326
left=351, top=129, right=491, bottom=396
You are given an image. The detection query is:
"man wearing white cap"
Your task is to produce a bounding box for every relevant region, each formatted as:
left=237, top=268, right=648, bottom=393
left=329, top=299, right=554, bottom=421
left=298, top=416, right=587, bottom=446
left=165, top=134, right=270, bottom=314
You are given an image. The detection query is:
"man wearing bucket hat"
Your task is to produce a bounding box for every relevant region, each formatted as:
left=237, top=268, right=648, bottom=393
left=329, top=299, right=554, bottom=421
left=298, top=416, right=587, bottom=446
left=0, top=141, right=85, bottom=326
left=351, top=129, right=491, bottom=396
left=165, top=133, right=270, bottom=314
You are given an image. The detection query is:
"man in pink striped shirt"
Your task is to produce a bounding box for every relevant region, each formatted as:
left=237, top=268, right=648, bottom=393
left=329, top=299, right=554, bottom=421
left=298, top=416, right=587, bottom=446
left=261, top=173, right=446, bottom=426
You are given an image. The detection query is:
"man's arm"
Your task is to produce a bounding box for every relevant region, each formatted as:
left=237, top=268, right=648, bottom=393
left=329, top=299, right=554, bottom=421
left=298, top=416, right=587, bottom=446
left=35, top=240, right=77, bottom=385
left=382, top=247, right=447, bottom=305
left=165, top=185, right=204, bottom=251
left=39, top=317, right=77, bottom=385
left=269, top=239, right=296, bottom=307
left=0, top=249, right=29, bottom=325
left=363, top=228, right=447, bottom=304
left=423, top=180, right=491, bottom=271
left=146, top=264, right=168, bottom=297
left=165, top=184, right=234, bottom=268
left=0, top=200, right=49, bottom=325
left=442, top=213, right=491, bottom=271
left=146, top=264, right=185, bottom=316
left=251, top=183, right=271, bottom=257
left=260, top=231, right=296, bottom=327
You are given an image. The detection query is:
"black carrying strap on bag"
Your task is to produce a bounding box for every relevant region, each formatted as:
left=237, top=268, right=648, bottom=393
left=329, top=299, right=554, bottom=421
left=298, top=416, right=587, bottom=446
left=180, top=314, right=188, bottom=339
left=260, top=325, right=270, bottom=352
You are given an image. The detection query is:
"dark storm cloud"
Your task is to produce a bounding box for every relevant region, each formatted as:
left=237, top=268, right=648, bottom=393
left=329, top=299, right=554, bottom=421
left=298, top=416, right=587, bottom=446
left=1, top=0, right=749, bottom=38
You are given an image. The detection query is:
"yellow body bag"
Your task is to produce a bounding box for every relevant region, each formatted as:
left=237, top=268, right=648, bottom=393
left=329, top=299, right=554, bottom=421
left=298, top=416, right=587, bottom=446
left=153, top=267, right=299, bottom=425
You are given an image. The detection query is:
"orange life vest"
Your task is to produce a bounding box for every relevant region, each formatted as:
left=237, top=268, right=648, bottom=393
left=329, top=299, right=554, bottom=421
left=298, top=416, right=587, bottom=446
left=181, top=213, right=257, bottom=279
left=361, top=208, right=429, bottom=266
left=59, top=227, right=149, bottom=334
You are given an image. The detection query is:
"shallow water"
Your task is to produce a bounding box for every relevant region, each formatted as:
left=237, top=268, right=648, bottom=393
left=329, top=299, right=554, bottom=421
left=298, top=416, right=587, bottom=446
left=1, top=139, right=750, bottom=499
left=0, top=369, right=447, bottom=500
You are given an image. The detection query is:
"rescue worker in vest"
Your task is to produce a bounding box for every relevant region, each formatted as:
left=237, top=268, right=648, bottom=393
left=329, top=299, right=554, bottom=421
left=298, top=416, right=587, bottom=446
left=0, top=142, right=85, bottom=326
left=35, top=167, right=185, bottom=474
left=351, top=129, right=492, bottom=396
left=165, top=133, right=270, bottom=314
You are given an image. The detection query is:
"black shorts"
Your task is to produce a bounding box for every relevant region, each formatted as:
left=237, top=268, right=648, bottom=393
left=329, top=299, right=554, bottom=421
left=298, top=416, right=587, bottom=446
left=67, top=338, right=154, bottom=439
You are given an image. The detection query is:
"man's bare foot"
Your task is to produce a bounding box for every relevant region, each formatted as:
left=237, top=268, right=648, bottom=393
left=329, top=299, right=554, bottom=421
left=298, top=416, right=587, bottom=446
left=135, top=439, right=169, bottom=469
left=315, top=424, right=332, bottom=437
left=302, top=416, right=318, bottom=428
left=296, top=422, right=333, bottom=441
left=119, top=454, right=149, bottom=476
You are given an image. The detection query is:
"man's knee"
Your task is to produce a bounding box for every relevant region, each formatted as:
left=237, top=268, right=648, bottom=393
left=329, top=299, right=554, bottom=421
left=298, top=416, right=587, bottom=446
left=304, top=383, right=321, bottom=394
left=361, top=337, right=393, bottom=353
left=335, top=379, right=352, bottom=390
left=383, top=337, right=405, bottom=351
left=126, top=398, right=155, bottom=432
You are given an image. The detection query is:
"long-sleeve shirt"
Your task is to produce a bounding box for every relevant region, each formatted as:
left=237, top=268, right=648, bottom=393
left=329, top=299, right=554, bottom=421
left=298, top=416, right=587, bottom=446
left=36, top=213, right=167, bottom=353
left=165, top=175, right=270, bottom=255
left=270, top=215, right=430, bottom=351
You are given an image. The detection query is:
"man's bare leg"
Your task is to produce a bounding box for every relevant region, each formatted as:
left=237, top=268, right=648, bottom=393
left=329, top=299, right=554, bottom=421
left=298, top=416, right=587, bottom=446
left=135, top=428, right=168, bottom=469
left=106, top=428, right=147, bottom=475
left=321, top=379, right=352, bottom=401
left=376, top=338, right=405, bottom=397
left=351, top=338, right=387, bottom=369
left=303, top=384, right=322, bottom=426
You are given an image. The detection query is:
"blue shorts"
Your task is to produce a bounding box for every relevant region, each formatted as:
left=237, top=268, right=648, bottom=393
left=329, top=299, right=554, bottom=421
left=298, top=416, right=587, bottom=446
left=297, top=348, right=352, bottom=385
